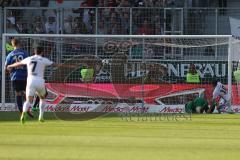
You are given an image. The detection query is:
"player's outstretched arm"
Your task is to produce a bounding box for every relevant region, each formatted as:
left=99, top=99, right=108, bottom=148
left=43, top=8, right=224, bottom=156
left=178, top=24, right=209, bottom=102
left=51, top=63, right=76, bottom=68
left=6, top=62, right=24, bottom=71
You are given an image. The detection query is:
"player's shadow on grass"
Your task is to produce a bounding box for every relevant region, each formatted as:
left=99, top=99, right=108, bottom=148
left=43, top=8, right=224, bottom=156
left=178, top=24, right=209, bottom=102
left=0, top=111, right=119, bottom=121
left=0, top=112, right=57, bottom=121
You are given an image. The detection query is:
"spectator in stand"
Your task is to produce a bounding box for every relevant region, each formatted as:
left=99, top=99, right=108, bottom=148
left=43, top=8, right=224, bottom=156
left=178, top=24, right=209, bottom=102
left=34, top=16, right=45, bottom=25
left=144, top=0, right=154, bottom=7
left=118, top=0, right=130, bottom=7
left=40, top=0, right=49, bottom=7
left=101, top=0, right=116, bottom=7
left=131, top=9, right=141, bottom=34
left=135, top=0, right=145, bottom=7
left=103, top=0, right=108, bottom=6
left=72, top=17, right=88, bottom=34
left=90, top=20, right=96, bottom=34
left=80, top=1, right=96, bottom=33
left=108, top=11, right=123, bottom=34
left=112, top=20, right=123, bottom=34
left=6, top=0, right=30, bottom=6
left=56, top=0, right=63, bottom=7
left=154, top=15, right=164, bottom=35
left=137, top=20, right=153, bottom=35
left=15, top=20, right=23, bottom=33
left=120, top=10, right=130, bottom=34
left=81, top=0, right=97, bottom=7
left=154, top=0, right=165, bottom=7
left=40, top=0, right=50, bottom=18
left=165, top=0, right=176, bottom=7
left=84, top=5, right=94, bottom=33
left=110, top=11, right=118, bottom=22
left=97, top=0, right=104, bottom=7
left=7, top=10, right=16, bottom=25
left=0, top=0, right=3, bottom=6
left=34, top=21, right=46, bottom=33
left=0, top=0, right=46, bottom=7
left=16, top=20, right=29, bottom=33
left=102, top=8, right=111, bottom=28
left=115, top=0, right=120, bottom=6
left=22, top=22, right=29, bottom=33
left=6, top=19, right=18, bottom=33
left=45, top=16, right=57, bottom=34
left=155, top=22, right=164, bottom=35
left=32, top=16, right=45, bottom=34
left=133, top=0, right=168, bottom=7
left=108, top=0, right=117, bottom=7
left=0, top=0, right=10, bottom=7
left=97, top=20, right=107, bottom=34
left=63, top=15, right=73, bottom=34
left=129, top=0, right=136, bottom=6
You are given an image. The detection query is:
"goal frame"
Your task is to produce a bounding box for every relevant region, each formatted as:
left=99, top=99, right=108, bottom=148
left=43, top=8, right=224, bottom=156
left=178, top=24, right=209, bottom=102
left=1, top=33, right=233, bottom=108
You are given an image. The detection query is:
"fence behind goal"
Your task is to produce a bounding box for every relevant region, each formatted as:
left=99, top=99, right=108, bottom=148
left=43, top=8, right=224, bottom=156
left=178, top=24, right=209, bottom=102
left=1, top=34, right=240, bottom=113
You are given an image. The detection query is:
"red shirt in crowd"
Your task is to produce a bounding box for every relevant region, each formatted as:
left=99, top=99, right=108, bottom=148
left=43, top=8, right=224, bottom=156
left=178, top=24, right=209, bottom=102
left=137, top=27, right=153, bottom=35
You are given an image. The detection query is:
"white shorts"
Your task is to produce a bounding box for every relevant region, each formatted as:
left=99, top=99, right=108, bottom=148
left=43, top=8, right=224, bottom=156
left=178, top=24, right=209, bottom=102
left=26, top=77, right=46, bottom=98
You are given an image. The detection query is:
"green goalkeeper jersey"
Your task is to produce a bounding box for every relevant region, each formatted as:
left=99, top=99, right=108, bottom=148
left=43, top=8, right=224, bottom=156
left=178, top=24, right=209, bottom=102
left=185, top=97, right=209, bottom=113
left=81, top=68, right=94, bottom=82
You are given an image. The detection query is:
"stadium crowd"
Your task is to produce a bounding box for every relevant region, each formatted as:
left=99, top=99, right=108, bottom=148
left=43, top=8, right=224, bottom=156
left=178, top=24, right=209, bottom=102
left=0, top=0, right=181, bottom=7
left=2, top=0, right=183, bottom=35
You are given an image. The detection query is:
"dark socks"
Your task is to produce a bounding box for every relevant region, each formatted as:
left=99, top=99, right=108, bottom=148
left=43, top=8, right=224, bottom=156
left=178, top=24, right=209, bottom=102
left=16, top=96, right=23, bottom=112
left=33, top=96, right=40, bottom=108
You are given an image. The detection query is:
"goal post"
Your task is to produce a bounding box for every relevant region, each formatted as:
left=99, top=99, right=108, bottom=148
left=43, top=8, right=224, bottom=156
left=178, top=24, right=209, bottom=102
left=1, top=33, right=6, bottom=106
left=1, top=33, right=238, bottom=113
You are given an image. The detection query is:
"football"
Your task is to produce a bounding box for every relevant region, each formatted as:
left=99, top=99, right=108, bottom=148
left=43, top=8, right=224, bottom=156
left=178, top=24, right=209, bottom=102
left=102, top=59, right=110, bottom=65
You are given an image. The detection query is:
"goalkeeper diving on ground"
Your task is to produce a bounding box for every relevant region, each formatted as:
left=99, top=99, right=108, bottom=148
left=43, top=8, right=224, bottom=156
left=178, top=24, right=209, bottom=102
left=185, top=79, right=234, bottom=114
left=185, top=97, right=213, bottom=114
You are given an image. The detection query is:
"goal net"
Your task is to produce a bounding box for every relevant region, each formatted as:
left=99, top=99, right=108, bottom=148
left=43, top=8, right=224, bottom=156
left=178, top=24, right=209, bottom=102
left=1, top=34, right=240, bottom=114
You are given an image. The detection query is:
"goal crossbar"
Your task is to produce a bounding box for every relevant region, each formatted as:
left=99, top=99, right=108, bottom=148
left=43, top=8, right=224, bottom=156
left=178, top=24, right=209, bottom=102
left=2, top=33, right=232, bottom=38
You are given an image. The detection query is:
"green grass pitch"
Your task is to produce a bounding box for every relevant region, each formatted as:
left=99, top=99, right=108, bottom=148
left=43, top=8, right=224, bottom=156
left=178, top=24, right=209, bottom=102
left=0, top=112, right=240, bottom=160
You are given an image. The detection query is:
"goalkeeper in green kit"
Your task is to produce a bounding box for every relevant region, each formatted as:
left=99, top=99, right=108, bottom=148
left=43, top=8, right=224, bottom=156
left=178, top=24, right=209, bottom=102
left=185, top=97, right=216, bottom=113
